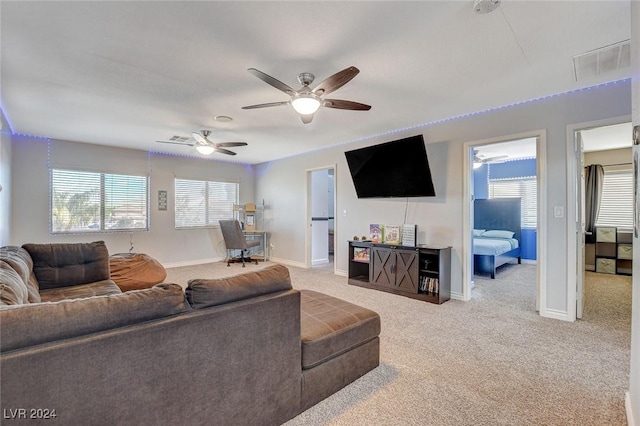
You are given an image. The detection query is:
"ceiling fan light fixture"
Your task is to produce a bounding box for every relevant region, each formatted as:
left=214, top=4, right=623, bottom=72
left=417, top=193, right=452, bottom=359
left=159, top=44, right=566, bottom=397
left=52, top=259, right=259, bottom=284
left=473, top=162, right=483, bottom=169
left=291, top=94, right=321, bottom=115
left=196, top=144, right=215, bottom=155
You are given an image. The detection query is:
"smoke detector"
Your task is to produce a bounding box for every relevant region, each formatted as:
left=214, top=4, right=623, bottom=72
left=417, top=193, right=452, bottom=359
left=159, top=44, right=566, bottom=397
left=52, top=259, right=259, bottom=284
left=474, top=0, right=501, bottom=14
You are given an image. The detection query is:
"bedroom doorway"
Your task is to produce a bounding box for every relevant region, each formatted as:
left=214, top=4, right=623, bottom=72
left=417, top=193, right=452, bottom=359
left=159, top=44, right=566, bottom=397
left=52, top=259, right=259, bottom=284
left=566, top=118, right=633, bottom=321
left=463, top=131, right=545, bottom=314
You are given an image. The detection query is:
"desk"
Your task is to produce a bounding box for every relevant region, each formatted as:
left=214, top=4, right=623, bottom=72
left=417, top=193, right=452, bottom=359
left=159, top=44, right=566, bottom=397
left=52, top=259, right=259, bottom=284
left=243, top=230, right=269, bottom=261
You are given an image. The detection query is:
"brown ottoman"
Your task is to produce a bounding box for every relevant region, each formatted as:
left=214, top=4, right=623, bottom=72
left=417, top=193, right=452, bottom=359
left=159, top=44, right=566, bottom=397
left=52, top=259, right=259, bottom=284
left=109, top=253, right=166, bottom=291
left=299, top=289, right=380, bottom=411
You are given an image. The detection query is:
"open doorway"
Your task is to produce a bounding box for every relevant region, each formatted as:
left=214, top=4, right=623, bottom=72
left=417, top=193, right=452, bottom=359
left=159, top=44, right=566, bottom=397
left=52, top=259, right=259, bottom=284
left=469, top=137, right=538, bottom=309
left=306, top=165, right=336, bottom=270
left=570, top=120, right=633, bottom=323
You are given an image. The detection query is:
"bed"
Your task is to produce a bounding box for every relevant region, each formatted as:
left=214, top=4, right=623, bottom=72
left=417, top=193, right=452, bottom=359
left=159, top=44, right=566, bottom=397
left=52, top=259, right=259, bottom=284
left=473, top=198, right=522, bottom=279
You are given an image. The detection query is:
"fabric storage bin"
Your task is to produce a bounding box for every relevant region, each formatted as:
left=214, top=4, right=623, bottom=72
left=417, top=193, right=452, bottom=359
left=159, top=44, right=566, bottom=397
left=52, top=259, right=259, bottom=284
left=617, top=231, right=633, bottom=244
left=596, top=227, right=616, bottom=243
left=596, top=258, right=616, bottom=274
left=618, top=244, right=633, bottom=260
left=617, top=259, right=632, bottom=275
left=595, top=242, right=616, bottom=258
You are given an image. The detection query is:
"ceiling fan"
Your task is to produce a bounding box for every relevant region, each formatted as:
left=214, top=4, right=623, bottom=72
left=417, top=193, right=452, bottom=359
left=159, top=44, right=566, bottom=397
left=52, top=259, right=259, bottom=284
left=473, top=150, right=509, bottom=168
left=241, top=66, right=371, bottom=124
left=157, top=130, right=248, bottom=156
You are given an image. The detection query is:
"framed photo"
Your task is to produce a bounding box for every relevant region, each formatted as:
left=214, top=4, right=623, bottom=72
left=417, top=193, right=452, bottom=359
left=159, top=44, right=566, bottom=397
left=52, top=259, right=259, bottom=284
left=157, top=190, right=168, bottom=211
left=246, top=214, right=255, bottom=226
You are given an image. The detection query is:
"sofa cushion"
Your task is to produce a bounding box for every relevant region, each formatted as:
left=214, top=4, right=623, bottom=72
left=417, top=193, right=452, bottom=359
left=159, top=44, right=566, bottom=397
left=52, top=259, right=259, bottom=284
left=23, top=241, right=110, bottom=290
left=0, top=246, right=41, bottom=303
left=0, top=260, right=29, bottom=305
left=186, top=264, right=292, bottom=309
left=40, top=279, right=122, bottom=302
left=0, top=283, right=190, bottom=352
left=300, top=290, right=381, bottom=369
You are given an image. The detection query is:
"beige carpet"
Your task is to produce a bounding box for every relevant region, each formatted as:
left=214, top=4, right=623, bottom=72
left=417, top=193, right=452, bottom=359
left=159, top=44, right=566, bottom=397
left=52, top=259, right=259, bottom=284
left=165, top=261, right=632, bottom=426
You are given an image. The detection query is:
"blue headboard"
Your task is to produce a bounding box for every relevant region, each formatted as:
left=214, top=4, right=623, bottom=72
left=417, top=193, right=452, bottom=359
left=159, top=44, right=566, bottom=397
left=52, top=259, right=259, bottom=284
left=474, top=198, right=521, bottom=241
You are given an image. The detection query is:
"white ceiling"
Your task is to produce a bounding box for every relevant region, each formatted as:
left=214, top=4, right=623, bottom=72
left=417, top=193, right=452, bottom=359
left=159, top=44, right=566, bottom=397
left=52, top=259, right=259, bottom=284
left=1, top=1, right=632, bottom=165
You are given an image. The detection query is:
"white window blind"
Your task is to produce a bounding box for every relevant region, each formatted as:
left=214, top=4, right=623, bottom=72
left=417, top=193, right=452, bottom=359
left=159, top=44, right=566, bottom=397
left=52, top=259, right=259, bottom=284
left=489, top=178, right=537, bottom=228
left=51, top=169, right=149, bottom=233
left=595, top=169, right=633, bottom=229
left=175, top=178, right=238, bottom=229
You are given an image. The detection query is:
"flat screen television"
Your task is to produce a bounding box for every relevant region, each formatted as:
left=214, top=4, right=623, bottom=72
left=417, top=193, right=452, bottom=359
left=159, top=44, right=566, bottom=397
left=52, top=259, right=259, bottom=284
left=344, top=135, right=435, bottom=198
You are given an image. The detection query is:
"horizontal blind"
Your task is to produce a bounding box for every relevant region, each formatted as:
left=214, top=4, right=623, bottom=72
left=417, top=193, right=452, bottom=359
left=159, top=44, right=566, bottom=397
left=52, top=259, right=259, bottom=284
left=175, top=178, right=238, bottom=228
left=596, top=169, right=633, bottom=229
left=489, top=178, right=537, bottom=228
left=104, top=174, right=148, bottom=230
left=51, top=169, right=148, bottom=233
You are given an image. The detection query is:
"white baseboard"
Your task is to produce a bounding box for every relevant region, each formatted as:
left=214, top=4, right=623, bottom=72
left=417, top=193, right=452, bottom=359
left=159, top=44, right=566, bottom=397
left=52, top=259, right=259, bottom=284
left=163, top=257, right=224, bottom=269
left=627, top=391, right=635, bottom=426
left=311, top=258, right=329, bottom=267
left=268, top=257, right=307, bottom=269
left=450, top=291, right=465, bottom=301
left=335, top=269, right=348, bottom=277
left=540, top=308, right=571, bottom=322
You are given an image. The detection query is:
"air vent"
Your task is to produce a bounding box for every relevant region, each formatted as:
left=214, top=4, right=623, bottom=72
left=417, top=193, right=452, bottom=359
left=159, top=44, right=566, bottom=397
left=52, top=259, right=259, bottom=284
left=169, top=135, right=190, bottom=143
left=572, top=40, right=630, bottom=82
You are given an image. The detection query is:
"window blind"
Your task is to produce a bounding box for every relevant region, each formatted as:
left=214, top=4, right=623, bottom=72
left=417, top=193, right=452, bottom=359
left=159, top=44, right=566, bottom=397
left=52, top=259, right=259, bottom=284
left=175, top=178, right=238, bottom=229
left=595, top=169, right=633, bottom=229
left=488, top=178, right=537, bottom=228
left=51, top=169, right=148, bottom=233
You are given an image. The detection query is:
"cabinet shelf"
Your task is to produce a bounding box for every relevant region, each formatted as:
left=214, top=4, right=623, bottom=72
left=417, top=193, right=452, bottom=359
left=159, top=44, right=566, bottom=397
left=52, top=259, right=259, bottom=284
left=347, top=241, right=450, bottom=305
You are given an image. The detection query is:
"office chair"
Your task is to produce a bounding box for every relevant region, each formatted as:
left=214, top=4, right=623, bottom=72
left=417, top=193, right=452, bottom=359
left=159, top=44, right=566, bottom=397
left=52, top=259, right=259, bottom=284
left=219, top=220, right=260, bottom=267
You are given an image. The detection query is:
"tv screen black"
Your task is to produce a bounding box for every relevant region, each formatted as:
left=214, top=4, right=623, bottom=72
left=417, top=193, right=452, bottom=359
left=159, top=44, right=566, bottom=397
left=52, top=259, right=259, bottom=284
left=344, top=135, right=436, bottom=198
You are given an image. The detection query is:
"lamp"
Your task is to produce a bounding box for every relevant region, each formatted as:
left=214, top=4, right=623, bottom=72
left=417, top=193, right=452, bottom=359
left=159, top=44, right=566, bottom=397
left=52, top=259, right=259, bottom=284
left=196, top=144, right=215, bottom=155
left=291, top=93, right=321, bottom=115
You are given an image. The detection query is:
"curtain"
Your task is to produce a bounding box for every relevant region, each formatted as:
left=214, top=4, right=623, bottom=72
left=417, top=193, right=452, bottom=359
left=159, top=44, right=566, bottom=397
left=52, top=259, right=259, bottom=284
left=584, top=164, right=604, bottom=244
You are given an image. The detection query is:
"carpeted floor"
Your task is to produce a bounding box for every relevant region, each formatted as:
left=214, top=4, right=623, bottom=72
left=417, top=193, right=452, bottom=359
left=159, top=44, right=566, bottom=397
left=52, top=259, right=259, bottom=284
left=165, top=261, right=632, bottom=426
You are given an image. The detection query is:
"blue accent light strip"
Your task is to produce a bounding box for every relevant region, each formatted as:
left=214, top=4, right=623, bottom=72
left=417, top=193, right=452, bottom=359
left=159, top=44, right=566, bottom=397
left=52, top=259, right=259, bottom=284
left=268, top=77, right=631, bottom=163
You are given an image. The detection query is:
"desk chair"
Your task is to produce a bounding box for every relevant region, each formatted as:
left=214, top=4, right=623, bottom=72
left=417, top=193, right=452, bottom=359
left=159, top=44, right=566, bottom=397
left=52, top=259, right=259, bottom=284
left=219, top=220, right=260, bottom=267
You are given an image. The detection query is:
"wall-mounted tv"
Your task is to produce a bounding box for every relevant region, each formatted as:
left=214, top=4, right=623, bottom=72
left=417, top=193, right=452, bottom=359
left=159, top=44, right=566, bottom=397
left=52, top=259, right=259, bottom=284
left=344, top=135, right=436, bottom=198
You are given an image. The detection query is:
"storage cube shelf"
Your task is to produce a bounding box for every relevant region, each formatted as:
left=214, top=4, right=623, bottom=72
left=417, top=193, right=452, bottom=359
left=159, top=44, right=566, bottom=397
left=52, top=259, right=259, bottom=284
left=594, top=227, right=633, bottom=276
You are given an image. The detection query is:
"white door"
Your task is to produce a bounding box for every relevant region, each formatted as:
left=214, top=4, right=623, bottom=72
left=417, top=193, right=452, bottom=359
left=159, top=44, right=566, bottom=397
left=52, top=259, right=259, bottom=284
left=576, top=132, right=586, bottom=319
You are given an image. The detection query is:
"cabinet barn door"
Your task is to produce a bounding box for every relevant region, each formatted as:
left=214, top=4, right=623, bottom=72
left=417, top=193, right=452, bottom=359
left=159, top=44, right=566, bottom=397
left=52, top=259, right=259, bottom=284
left=371, top=247, right=394, bottom=287
left=395, top=250, right=419, bottom=293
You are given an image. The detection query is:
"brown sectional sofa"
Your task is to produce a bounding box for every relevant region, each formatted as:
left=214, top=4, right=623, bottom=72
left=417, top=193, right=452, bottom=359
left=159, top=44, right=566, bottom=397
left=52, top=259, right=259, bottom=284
left=0, top=242, right=380, bottom=425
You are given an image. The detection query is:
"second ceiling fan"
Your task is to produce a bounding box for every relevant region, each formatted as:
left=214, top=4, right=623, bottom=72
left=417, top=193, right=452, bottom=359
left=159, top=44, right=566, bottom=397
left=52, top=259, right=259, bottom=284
left=242, top=66, right=371, bottom=124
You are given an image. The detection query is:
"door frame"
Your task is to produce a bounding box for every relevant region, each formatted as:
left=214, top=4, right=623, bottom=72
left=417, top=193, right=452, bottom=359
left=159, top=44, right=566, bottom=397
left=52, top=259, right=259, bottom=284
left=305, top=164, right=337, bottom=272
left=462, top=130, right=546, bottom=314
left=565, top=115, right=631, bottom=321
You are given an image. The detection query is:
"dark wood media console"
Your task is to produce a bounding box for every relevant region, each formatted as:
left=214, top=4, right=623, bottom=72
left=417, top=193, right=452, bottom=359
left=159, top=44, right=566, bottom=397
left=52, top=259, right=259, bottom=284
left=348, top=241, right=451, bottom=304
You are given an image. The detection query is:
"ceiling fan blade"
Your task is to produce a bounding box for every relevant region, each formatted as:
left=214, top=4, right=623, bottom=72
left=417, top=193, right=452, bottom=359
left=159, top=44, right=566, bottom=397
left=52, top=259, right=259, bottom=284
left=323, top=99, right=371, bottom=111
left=214, top=148, right=237, bottom=156
left=247, top=68, right=296, bottom=95
left=191, top=132, right=207, bottom=144
left=242, top=101, right=289, bottom=110
left=216, top=142, right=248, bottom=148
left=301, top=114, right=314, bottom=124
left=313, top=66, right=359, bottom=96
left=156, top=140, right=194, bottom=146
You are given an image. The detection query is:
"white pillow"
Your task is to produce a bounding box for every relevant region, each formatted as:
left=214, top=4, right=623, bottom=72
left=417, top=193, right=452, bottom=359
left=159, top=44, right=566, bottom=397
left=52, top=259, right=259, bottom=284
left=482, top=230, right=515, bottom=239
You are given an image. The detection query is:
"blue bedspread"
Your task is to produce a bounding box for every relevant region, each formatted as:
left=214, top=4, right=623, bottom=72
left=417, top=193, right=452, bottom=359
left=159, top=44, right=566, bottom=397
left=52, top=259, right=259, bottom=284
left=473, top=237, right=519, bottom=256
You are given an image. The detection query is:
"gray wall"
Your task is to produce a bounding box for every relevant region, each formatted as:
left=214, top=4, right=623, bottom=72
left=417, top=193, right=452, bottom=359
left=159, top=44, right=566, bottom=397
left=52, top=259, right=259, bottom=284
left=255, top=79, right=631, bottom=315
left=9, top=137, right=256, bottom=266
left=0, top=110, right=11, bottom=246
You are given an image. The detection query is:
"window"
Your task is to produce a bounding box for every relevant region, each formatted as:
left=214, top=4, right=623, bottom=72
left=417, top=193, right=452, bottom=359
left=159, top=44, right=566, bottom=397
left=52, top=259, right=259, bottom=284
left=51, top=169, right=149, bottom=233
left=174, top=178, right=238, bottom=229
left=595, top=168, right=633, bottom=229
left=489, top=178, right=537, bottom=228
